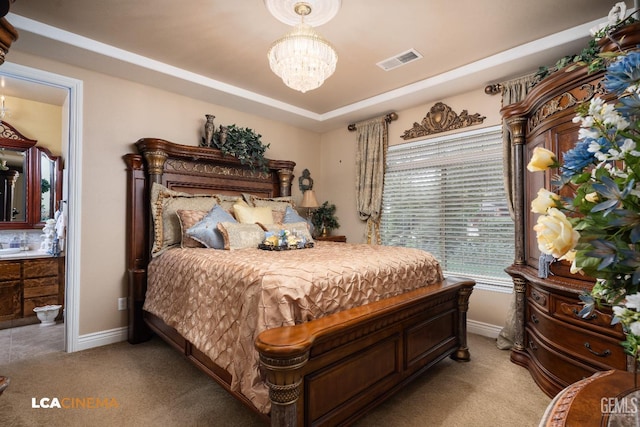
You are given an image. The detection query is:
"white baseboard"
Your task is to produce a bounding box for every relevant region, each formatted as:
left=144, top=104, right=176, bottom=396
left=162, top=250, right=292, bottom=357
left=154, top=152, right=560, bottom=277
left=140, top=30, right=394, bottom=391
left=75, top=326, right=128, bottom=351
left=467, top=319, right=502, bottom=339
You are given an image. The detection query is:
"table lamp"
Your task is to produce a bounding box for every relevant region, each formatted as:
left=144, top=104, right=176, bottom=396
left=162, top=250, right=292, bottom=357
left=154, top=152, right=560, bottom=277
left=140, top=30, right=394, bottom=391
left=300, top=189, right=319, bottom=220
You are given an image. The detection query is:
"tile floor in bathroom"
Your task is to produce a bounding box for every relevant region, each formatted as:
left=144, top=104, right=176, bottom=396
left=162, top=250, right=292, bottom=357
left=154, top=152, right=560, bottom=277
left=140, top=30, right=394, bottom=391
left=0, top=322, right=64, bottom=364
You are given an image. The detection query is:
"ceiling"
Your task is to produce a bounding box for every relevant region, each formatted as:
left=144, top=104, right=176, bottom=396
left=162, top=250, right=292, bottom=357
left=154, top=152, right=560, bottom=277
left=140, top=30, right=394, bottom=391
left=0, top=0, right=626, bottom=132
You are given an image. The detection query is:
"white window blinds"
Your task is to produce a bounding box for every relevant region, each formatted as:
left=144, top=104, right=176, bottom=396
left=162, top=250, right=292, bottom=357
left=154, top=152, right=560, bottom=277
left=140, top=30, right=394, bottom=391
left=381, top=125, right=514, bottom=292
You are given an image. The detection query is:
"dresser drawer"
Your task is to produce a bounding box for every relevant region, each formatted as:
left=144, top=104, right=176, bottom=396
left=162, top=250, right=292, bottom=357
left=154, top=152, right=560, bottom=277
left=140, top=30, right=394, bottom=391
left=23, top=276, right=58, bottom=298
left=552, top=294, right=622, bottom=338
left=526, top=328, right=598, bottom=387
left=528, top=302, right=627, bottom=370
left=23, top=258, right=58, bottom=278
left=0, top=261, right=21, bottom=281
left=528, top=286, right=549, bottom=311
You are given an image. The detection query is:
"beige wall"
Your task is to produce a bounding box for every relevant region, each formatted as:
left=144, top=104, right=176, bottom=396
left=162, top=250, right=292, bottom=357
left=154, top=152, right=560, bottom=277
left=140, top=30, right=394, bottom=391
left=1, top=95, right=63, bottom=155
left=9, top=48, right=512, bottom=338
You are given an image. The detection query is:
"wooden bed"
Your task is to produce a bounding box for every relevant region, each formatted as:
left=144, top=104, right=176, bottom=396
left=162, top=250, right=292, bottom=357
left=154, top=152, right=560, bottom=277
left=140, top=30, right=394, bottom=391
left=124, top=138, right=475, bottom=427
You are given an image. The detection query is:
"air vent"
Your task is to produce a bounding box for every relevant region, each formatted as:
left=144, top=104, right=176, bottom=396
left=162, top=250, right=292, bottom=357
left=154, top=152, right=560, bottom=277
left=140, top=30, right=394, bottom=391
left=376, top=49, right=423, bottom=71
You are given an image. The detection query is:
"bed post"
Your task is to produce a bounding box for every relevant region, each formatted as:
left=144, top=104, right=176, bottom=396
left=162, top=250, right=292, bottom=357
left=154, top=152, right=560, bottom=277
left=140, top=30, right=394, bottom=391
left=277, top=169, right=293, bottom=197
left=126, top=145, right=169, bottom=344
left=453, top=286, right=473, bottom=361
left=259, top=350, right=309, bottom=427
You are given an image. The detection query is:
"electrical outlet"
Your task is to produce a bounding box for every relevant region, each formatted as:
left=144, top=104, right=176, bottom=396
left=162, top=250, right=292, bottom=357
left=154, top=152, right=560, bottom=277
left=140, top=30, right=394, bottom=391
left=117, top=297, right=127, bottom=311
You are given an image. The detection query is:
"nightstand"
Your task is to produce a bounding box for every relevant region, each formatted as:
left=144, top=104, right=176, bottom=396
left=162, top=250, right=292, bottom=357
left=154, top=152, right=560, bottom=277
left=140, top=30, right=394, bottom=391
left=315, top=235, right=347, bottom=243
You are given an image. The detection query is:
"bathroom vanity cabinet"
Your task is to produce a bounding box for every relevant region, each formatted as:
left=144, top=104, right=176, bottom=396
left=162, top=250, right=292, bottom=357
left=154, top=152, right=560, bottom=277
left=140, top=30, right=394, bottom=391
left=0, top=256, right=64, bottom=327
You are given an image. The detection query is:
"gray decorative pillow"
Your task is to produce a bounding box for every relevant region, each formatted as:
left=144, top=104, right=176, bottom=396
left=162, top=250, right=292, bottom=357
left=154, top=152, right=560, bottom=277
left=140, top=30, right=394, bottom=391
left=217, top=222, right=265, bottom=250
left=186, top=205, right=237, bottom=249
left=283, top=206, right=314, bottom=236
left=283, top=206, right=307, bottom=223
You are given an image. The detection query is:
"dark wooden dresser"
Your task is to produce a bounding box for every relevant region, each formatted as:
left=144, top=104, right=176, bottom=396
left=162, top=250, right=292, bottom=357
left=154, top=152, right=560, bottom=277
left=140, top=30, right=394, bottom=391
left=500, top=24, right=640, bottom=397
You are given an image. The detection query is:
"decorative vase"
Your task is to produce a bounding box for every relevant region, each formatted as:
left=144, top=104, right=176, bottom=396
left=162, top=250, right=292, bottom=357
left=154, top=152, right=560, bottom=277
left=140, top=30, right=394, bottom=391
left=321, top=226, right=328, bottom=238
left=204, top=114, right=215, bottom=147
left=218, top=125, right=228, bottom=147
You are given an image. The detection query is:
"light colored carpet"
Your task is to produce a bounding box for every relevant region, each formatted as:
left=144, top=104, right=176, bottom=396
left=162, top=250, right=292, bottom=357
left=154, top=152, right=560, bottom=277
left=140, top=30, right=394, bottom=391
left=0, top=333, right=550, bottom=426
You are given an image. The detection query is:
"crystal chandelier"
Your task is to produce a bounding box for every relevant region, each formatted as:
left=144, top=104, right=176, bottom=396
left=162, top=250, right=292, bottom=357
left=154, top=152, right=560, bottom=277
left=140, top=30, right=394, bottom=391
left=267, top=2, right=337, bottom=93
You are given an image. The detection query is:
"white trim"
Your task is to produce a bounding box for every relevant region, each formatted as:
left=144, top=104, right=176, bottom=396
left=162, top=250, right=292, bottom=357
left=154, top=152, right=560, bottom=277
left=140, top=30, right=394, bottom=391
left=0, top=62, right=83, bottom=353
left=75, top=327, right=128, bottom=352
left=467, top=319, right=502, bottom=339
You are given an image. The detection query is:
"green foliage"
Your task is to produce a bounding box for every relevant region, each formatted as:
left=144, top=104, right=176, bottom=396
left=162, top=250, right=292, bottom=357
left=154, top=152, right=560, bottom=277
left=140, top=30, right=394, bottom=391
left=534, top=17, right=636, bottom=84
left=41, top=179, right=50, bottom=194
left=311, top=201, right=340, bottom=233
left=201, top=124, right=270, bottom=170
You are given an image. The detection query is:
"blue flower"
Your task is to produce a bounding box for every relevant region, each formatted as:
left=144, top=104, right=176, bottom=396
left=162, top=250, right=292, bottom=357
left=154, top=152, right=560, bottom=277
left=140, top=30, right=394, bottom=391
left=610, top=210, right=640, bottom=243
left=617, top=93, right=640, bottom=118
left=592, top=175, right=634, bottom=216
left=605, top=50, right=640, bottom=96
left=561, top=138, right=597, bottom=177
left=585, top=238, right=619, bottom=270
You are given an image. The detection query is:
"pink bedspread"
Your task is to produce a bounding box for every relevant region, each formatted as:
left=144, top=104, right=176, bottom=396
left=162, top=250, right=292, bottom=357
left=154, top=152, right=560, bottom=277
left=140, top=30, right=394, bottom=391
left=143, top=242, right=443, bottom=413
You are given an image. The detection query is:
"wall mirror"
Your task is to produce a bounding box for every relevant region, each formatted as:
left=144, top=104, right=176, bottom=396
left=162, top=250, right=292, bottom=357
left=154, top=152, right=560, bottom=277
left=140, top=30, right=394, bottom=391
left=0, top=121, right=62, bottom=229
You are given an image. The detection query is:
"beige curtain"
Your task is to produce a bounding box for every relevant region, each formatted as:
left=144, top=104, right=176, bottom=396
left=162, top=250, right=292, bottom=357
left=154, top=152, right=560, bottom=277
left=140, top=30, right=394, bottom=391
left=355, top=117, right=389, bottom=244
left=497, top=72, right=539, bottom=350
left=501, top=72, right=540, bottom=220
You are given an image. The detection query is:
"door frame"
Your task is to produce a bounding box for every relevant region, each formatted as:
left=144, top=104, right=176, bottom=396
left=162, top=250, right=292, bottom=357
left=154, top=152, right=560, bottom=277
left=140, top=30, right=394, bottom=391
left=0, top=61, right=83, bottom=352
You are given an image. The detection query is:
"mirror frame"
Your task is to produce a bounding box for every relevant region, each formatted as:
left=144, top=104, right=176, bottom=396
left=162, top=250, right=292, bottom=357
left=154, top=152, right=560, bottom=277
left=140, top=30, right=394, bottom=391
left=0, top=121, right=63, bottom=229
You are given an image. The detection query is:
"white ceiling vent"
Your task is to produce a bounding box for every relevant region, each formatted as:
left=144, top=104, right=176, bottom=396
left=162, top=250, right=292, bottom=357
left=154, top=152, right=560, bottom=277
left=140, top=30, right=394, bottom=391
left=376, top=49, right=423, bottom=71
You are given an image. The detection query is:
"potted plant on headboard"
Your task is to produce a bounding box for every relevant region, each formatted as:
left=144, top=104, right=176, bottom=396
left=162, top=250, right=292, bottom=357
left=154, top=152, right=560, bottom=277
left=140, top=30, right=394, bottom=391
left=311, top=201, right=340, bottom=238
left=200, top=117, right=270, bottom=171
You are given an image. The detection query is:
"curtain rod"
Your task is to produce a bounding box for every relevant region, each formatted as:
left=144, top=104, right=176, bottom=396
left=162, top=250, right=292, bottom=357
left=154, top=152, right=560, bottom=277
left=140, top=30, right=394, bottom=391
left=484, top=84, right=502, bottom=95
left=348, top=112, right=398, bottom=131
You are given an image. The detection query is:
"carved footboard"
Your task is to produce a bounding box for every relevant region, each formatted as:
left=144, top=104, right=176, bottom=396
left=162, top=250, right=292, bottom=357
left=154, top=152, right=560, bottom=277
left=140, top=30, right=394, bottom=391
left=256, top=277, right=474, bottom=427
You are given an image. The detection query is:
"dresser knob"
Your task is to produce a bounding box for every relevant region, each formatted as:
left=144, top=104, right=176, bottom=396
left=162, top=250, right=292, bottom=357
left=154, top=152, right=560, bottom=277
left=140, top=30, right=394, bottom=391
left=529, top=341, right=538, bottom=351
left=584, top=342, right=611, bottom=358
left=531, top=314, right=539, bottom=324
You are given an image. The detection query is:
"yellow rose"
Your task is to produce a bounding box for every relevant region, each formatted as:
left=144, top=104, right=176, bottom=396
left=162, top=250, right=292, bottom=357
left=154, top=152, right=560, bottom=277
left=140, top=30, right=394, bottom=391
left=531, top=188, right=559, bottom=214
left=527, top=147, right=557, bottom=172
left=585, top=192, right=599, bottom=203
left=533, top=208, right=580, bottom=259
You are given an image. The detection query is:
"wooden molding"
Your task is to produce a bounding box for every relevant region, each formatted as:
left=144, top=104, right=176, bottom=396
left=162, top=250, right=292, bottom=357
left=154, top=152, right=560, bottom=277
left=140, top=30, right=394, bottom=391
left=401, top=102, right=485, bottom=140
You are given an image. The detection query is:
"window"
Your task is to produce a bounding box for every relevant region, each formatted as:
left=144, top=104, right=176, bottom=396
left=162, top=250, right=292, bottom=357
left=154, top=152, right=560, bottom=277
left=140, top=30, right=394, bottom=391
left=380, top=125, right=514, bottom=293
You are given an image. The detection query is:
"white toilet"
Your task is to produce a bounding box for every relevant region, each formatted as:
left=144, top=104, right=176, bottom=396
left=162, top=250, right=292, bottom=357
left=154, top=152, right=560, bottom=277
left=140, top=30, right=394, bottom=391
left=33, top=305, right=62, bottom=326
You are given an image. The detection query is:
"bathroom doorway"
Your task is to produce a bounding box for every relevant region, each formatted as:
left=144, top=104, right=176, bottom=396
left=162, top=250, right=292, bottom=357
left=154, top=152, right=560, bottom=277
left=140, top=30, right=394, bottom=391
left=0, top=62, right=82, bottom=357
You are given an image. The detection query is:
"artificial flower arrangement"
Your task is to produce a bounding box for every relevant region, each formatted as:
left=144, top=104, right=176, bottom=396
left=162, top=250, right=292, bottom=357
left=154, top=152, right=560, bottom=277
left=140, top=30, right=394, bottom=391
left=260, top=229, right=313, bottom=250
left=527, top=6, right=640, bottom=364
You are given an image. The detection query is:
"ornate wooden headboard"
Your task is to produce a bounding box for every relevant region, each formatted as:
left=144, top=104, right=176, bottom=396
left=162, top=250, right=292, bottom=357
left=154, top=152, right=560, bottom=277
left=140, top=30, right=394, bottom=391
left=123, top=138, right=295, bottom=342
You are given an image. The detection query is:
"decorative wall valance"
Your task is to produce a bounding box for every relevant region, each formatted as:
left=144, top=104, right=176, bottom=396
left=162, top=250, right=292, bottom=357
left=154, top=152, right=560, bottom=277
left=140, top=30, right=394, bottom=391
left=401, top=102, right=485, bottom=140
